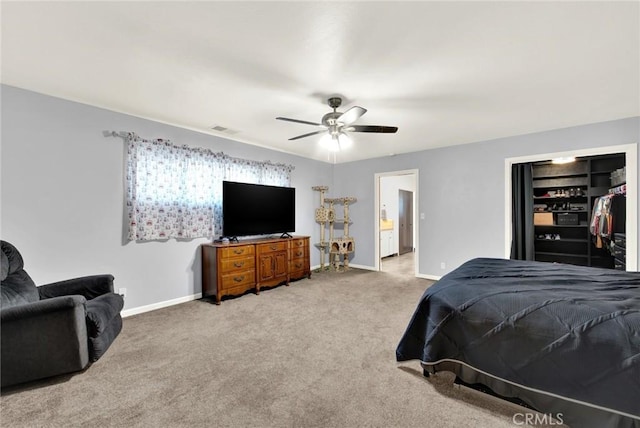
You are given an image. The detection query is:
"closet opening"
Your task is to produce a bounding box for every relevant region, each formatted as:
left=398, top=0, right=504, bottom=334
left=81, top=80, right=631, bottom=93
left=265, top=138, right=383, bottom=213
left=510, top=151, right=631, bottom=270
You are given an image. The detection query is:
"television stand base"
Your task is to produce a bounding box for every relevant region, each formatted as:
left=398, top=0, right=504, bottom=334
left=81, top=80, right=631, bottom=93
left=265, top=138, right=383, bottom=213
left=215, top=236, right=239, bottom=243
left=280, top=232, right=293, bottom=239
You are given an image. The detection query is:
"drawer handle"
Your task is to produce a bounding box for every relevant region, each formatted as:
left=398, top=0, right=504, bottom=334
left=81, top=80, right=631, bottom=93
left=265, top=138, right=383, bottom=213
left=233, top=261, right=245, bottom=268
left=270, top=245, right=278, bottom=250
left=233, top=249, right=245, bottom=255
left=233, top=276, right=245, bottom=283
left=295, top=241, right=303, bottom=246
left=295, top=251, right=303, bottom=257
left=295, top=263, right=302, bottom=269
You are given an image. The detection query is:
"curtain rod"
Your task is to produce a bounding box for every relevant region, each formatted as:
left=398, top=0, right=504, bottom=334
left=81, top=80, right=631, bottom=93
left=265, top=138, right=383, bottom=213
left=107, top=131, right=295, bottom=171
left=103, top=131, right=130, bottom=139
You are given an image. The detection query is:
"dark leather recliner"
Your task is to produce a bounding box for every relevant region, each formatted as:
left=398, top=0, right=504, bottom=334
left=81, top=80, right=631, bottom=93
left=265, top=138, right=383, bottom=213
left=1, top=240, right=124, bottom=387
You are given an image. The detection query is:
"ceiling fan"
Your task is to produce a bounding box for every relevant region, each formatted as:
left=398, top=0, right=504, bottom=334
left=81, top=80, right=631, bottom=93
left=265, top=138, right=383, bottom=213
left=276, top=97, right=398, bottom=151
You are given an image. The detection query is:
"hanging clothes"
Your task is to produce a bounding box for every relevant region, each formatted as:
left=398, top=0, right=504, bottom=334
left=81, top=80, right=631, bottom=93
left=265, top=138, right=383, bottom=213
left=590, top=194, right=621, bottom=248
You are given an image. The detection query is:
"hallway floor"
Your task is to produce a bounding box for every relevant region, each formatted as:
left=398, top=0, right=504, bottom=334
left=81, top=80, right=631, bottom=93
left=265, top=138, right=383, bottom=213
left=381, top=251, right=415, bottom=276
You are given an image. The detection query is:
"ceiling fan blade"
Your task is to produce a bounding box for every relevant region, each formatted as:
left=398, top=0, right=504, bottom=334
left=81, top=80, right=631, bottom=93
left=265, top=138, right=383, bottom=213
left=337, top=106, right=367, bottom=126
left=348, top=125, right=398, bottom=133
left=276, top=117, right=322, bottom=127
left=289, top=130, right=327, bottom=141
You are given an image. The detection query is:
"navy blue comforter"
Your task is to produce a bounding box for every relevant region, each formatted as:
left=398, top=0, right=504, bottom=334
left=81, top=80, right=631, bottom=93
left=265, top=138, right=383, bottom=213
left=396, top=258, right=640, bottom=420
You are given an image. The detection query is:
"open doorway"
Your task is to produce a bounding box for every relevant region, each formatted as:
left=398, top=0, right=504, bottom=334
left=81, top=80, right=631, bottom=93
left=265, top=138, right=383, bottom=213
left=375, top=170, right=418, bottom=275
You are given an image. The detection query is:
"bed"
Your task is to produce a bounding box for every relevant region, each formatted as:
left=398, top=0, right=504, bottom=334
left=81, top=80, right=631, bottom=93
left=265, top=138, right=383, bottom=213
left=396, top=258, right=640, bottom=428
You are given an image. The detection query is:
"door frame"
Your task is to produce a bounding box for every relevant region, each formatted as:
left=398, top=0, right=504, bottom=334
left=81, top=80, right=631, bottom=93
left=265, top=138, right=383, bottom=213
left=398, top=188, right=414, bottom=255
left=374, top=169, right=419, bottom=274
left=504, top=143, right=637, bottom=270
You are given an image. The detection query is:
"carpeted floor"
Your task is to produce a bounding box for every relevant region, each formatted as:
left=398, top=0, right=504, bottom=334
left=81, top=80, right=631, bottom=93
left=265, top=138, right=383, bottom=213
left=1, top=268, right=559, bottom=427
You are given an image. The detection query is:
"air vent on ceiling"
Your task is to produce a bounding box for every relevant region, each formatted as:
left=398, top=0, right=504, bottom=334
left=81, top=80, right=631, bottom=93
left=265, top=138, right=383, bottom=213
left=210, top=124, right=239, bottom=136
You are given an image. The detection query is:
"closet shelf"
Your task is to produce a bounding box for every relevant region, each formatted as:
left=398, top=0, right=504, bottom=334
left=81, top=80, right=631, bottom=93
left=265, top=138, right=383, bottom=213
left=535, top=251, right=588, bottom=258
left=533, top=196, right=587, bottom=200
left=534, top=224, right=588, bottom=228
left=535, top=238, right=588, bottom=243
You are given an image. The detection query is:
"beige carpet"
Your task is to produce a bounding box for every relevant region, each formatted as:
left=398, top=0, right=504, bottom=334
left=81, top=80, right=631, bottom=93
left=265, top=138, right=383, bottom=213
left=1, top=268, right=559, bottom=427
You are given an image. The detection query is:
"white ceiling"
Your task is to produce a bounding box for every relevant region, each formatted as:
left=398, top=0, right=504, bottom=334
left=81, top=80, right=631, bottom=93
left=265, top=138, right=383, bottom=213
left=2, top=1, right=638, bottom=164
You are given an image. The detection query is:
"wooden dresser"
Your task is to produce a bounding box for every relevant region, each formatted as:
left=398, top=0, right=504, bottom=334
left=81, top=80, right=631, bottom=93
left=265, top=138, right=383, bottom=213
left=202, top=236, right=310, bottom=304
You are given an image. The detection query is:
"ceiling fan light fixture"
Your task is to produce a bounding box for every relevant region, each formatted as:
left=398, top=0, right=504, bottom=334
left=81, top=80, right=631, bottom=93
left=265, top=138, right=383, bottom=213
left=338, top=132, right=352, bottom=149
left=320, top=133, right=340, bottom=152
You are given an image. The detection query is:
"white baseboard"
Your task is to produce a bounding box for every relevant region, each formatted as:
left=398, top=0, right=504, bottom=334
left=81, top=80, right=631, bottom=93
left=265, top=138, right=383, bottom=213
left=417, top=273, right=442, bottom=281
left=121, top=293, right=202, bottom=318
left=121, top=267, right=440, bottom=317
left=310, top=263, right=377, bottom=271
left=314, top=262, right=441, bottom=279
left=348, top=263, right=377, bottom=271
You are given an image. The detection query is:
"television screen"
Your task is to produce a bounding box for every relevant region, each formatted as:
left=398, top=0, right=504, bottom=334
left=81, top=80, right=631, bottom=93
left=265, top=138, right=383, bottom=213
left=222, top=181, right=295, bottom=238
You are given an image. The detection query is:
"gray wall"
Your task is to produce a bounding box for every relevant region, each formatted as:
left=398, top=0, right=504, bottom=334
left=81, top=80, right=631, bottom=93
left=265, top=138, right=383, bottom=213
left=2, top=85, right=638, bottom=314
left=1, top=85, right=332, bottom=311
left=333, top=117, right=639, bottom=276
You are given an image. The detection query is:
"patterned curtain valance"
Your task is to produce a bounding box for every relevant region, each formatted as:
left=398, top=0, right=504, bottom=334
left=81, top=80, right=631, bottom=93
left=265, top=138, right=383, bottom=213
left=124, top=132, right=294, bottom=241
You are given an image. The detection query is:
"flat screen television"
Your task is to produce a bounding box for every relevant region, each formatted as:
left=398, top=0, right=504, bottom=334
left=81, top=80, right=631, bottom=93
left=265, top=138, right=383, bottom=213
left=222, top=181, right=295, bottom=238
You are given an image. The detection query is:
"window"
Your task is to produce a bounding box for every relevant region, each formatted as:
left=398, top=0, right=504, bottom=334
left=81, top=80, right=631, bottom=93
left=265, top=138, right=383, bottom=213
left=125, top=133, right=293, bottom=241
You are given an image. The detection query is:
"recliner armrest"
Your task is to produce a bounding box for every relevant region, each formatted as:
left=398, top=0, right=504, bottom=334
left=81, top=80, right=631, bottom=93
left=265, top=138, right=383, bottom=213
left=38, top=275, right=115, bottom=300
left=85, top=293, right=124, bottom=337
left=1, top=296, right=90, bottom=387
left=1, top=295, right=87, bottom=322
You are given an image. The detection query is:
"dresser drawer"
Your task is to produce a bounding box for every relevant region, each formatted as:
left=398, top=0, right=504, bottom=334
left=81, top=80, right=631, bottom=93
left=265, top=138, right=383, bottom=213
left=220, top=269, right=255, bottom=290
left=257, top=241, right=287, bottom=253
left=290, top=238, right=307, bottom=249
left=290, top=257, right=310, bottom=281
left=219, top=255, right=255, bottom=273
left=219, top=245, right=254, bottom=259
left=290, top=246, right=308, bottom=260
left=289, top=259, right=308, bottom=272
